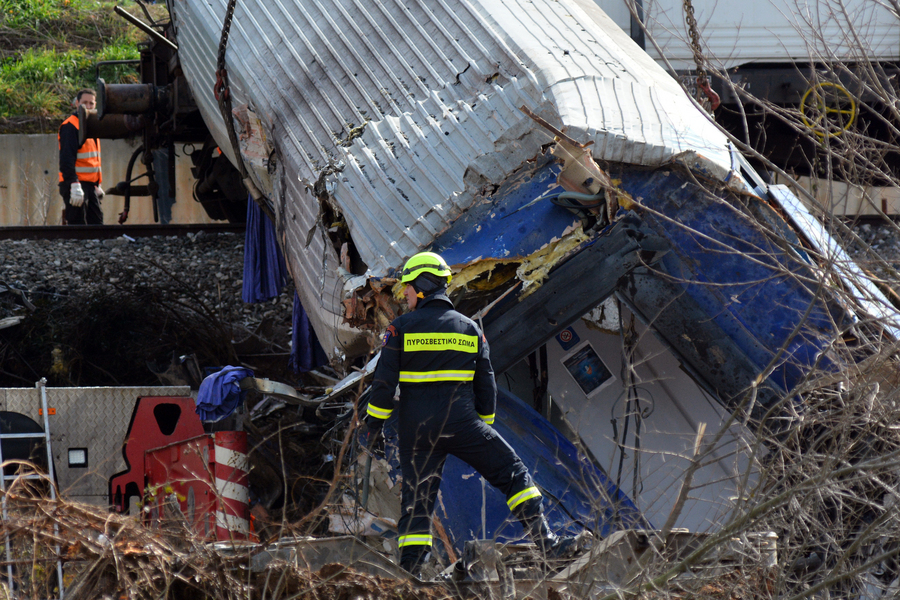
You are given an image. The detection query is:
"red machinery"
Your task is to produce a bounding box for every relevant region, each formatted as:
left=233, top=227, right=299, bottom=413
left=109, top=396, right=251, bottom=541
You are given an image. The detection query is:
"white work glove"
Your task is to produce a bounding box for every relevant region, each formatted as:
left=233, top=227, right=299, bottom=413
left=69, top=182, right=85, bottom=207
left=95, top=185, right=104, bottom=201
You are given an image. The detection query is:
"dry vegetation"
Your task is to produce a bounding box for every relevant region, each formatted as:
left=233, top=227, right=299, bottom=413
left=0, top=476, right=448, bottom=600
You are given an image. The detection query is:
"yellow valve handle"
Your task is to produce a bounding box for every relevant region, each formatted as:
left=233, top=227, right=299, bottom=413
left=800, top=82, right=858, bottom=139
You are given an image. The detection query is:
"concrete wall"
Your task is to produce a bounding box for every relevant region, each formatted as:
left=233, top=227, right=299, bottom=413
left=786, top=175, right=900, bottom=217
left=0, top=134, right=216, bottom=225
left=4, top=135, right=886, bottom=225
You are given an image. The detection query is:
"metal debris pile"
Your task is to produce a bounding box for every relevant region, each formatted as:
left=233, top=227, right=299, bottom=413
left=3, top=351, right=900, bottom=599
left=0, top=473, right=780, bottom=600
left=242, top=397, right=343, bottom=533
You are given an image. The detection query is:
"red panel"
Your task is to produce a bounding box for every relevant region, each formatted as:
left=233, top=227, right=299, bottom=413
left=108, top=396, right=204, bottom=513
left=145, top=435, right=216, bottom=538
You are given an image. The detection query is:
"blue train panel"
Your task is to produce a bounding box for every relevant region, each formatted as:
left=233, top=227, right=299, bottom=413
left=379, top=388, right=643, bottom=555
left=429, top=156, right=844, bottom=396
left=612, top=166, right=844, bottom=392
left=431, top=159, right=578, bottom=265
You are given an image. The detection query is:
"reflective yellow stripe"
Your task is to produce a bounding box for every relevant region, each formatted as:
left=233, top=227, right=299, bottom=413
left=398, top=534, right=433, bottom=547
left=399, top=370, right=475, bottom=383
left=404, top=333, right=478, bottom=353
left=75, top=166, right=100, bottom=173
left=76, top=151, right=100, bottom=158
left=478, top=413, right=495, bottom=425
left=366, top=404, right=393, bottom=419
left=507, top=486, right=542, bottom=510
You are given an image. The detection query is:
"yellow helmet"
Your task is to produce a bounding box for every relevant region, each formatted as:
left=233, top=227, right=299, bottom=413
left=400, top=252, right=452, bottom=285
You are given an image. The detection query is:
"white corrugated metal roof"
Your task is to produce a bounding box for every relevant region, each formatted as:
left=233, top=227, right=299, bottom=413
left=170, top=0, right=733, bottom=353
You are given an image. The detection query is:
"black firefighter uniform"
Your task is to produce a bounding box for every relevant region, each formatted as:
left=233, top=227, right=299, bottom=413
left=366, top=291, right=542, bottom=565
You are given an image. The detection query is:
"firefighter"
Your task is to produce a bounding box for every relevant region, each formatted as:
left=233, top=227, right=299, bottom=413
left=365, top=251, right=581, bottom=575
left=58, top=89, right=104, bottom=225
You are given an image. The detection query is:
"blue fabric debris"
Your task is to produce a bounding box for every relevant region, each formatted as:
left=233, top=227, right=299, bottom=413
left=196, top=365, right=254, bottom=421
left=242, top=196, right=288, bottom=303
left=289, top=292, right=328, bottom=373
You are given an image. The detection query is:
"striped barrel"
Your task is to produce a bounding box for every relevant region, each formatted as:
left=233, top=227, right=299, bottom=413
left=213, top=431, right=250, bottom=541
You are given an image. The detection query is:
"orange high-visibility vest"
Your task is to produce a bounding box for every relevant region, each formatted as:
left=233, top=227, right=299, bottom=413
left=58, top=115, right=102, bottom=184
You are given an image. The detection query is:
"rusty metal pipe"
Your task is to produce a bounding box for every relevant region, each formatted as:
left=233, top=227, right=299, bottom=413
left=98, top=80, right=155, bottom=116
left=76, top=106, right=147, bottom=145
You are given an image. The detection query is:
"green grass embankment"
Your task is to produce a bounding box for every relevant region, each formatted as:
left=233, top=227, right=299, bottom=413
left=0, top=0, right=163, bottom=133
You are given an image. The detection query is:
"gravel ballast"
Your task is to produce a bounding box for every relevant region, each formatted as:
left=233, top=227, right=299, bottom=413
left=0, top=221, right=897, bottom=387
left=0, top=231, right=293, bottom=328
left=0, top=231, right=295, bottom=387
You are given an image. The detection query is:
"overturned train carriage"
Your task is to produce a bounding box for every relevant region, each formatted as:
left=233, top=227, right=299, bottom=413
left=166, top=0, right=898, bottom=541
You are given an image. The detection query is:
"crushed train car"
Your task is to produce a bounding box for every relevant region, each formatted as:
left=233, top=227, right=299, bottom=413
left=4, top=0, right=900, bottom=594
left=157, top=0, right=900, bottom=539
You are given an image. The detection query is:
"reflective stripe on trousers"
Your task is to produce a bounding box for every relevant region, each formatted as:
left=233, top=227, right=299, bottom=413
left=398, top=534, right=433, bottom=548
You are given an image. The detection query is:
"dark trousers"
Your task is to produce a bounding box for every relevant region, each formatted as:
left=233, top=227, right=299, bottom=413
left=397, top=418, right=538, bottom=569
left=61, top=182, right=103, bottom=225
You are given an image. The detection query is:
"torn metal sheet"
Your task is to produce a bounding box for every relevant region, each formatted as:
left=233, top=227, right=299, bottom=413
left=341, top=277, right=400, bottom=332
left=548, top=131, right=623, bottom=221
left=169, top=0, right=738, bottom=360
left=327, top=493, right=398, bottom=538
left=0, top=316, right=23, bottom=330
left=231, top=104, right=274, bottom=198
left=239, top=377, right=317, bottom=406
left=309, top=353, right=380, bottom=405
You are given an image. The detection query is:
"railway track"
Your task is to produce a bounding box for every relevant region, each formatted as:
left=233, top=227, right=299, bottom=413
left=0, top=216, right=889, bottom=242
left=0, top=223, right=246, bottom=240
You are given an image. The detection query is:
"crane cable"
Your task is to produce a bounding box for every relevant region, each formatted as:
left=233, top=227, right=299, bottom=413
left=683, top=0, right=720, bottom=111
left=213, top=0, right=271, bottom=214
left=213, top=0, right=245, bottom=181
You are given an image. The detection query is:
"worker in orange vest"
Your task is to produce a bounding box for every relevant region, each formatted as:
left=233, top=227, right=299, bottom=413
left=58, top=89, right=104, bottom=225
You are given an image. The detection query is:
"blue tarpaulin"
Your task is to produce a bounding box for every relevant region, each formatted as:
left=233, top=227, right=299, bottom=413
left=196, top=366, right=254, bottom=421
left=242, top=197, right=288, bottom=304
left=289, top=292, right=328, bottom=373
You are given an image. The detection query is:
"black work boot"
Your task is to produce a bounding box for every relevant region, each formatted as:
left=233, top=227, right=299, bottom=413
left=527, top=512, right=581, bottom=559
left=516, top=498, right=582, bottom=560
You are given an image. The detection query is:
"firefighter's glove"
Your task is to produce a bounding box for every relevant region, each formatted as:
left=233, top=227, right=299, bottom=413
left=365, top=414, right=384, bottom=432
left=95, top=185, right=105, bottom=201
left=69, top=183, right=85, bottom=207
left=361, top=416, right=384, bottom=448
